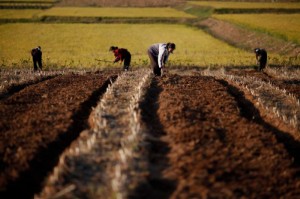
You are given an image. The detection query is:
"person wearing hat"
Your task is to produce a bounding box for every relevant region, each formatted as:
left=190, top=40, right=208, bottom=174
left=109, top=46, right=131, bottom=71
left=254, top=48, right=267, bottom=71
left=31, top=46, right=42, bottom=71
left=147, top=42, right=176, bottom=76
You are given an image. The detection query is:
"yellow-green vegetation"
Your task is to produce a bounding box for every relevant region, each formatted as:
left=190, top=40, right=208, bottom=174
left=213, top=14, right=300, bottom=44
left=39, top=7, right=196, bottom=18
left=188, top=1, right=300, bottom=9
left=0, top=9, right=43, bottom=19
left=0, top=23, right=263, bottom=69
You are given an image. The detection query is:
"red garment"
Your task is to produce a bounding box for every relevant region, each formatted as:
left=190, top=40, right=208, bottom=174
left=113, top=48, right=130, bottom=63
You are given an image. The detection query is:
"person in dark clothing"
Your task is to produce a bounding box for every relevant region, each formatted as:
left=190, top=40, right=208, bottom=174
left=147, top=42, right=176, bottom=76
left=31, top=46, right=42, bottom=71
left=254, top=48, right=267, bottom=71
left=109, top=46, right=131, bottom=71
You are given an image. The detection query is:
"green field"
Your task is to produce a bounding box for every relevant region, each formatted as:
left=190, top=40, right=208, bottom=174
left=0, top=23, right=259, bottom=69
left=39, top=7, right=196, bottom=18
left=214, top=14, right=300, bottom=44
left=188, top=1, right=300, bottom=9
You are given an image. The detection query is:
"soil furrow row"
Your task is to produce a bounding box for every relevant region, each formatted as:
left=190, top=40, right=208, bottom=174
left=37, top=69, right=152, bottom=199
left=204, top=69, right=300, bottom=133
left=0, top=71, right=116, bottom=198
left=141, top=74, right=300, bottom=198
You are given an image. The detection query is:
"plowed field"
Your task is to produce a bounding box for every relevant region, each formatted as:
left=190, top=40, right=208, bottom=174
left=0, top=68, right=300, bottom=199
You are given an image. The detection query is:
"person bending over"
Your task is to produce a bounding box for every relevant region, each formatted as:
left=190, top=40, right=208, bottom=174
left=147, top=42, right=176, bottom=76
left=109, top=46, right=131, bottom=71
left=254, top=48, right=267, bottom=71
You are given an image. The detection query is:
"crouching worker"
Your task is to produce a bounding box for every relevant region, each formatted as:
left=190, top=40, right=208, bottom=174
left=109, top=46, right=131, bottom=71
left=147, top=42, right=175, bottom=76
left=254, top=48, right=267, bottom=71
left=31, top=46, right=42, bottom=71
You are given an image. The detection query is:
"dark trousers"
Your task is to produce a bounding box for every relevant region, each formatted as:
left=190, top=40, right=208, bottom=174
left=147, top=50, right=161, bottom=76
left=33, top=58, right=42, bottom=71
left=123, top=53, right=131, bottom=70
left=259, top=58, right=267, bottom=71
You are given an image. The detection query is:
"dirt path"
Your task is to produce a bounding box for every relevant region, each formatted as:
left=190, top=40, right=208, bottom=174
left=0, top=71, right=117, bottom=198
left=198, top=18, right=300, bottom=57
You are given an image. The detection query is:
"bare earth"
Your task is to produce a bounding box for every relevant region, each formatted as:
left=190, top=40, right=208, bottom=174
left=0, top=68, right=300, bottom=198
left=0, top=71, right=118, bottom=198
left=136, top=73, right=300, bottom=198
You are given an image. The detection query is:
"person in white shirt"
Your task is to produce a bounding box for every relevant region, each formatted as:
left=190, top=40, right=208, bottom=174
left=147, top=42, right=176, bottom=76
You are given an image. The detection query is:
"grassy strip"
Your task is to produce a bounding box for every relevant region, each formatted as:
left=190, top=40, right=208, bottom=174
left=189, top=1, right=300, bottom=9
left=56, top=0, right=181, bottom=7
left=0, top=9, right=43, bottom=19
left=39, top=7, right=196, bottom=18
left=214, top=8, right=300, bottom=14
left=213, top=14, right=300, bottom=44
left=38, top=16, right=195, bottom=24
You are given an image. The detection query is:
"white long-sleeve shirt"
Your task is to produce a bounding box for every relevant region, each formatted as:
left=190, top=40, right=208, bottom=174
left=148, top=43, right=170, bottom=68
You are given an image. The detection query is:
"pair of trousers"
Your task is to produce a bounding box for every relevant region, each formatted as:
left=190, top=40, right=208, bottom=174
left=147, top=50, right=161, bottom=76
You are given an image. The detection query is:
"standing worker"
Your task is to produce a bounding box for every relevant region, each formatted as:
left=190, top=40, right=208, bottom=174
left=31, top=46, right=42, bottom=71
left=109, top=46, right=131, bottom=71
left=254, top=48, right=267, bottom=71
left=147, top=42, right=176, bottom=76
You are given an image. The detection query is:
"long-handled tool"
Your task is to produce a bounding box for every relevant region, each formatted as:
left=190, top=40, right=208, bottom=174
left=95, top=59, right=111, bottom=63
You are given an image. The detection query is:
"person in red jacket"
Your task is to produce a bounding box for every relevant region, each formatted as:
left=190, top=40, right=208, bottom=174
left=109, top=46, right=131, bottom=71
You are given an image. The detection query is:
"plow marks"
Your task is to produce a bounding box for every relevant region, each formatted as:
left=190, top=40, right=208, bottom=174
left=38, top=69, right=152, bottom=198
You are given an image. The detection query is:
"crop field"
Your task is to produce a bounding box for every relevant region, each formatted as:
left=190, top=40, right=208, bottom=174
left=39, top=7, right=196, bottom=18
left=0, top=9, right=42, bottom=19
left=189, top=1, right=300, bottom=9
left=56, top=0, right=181, bottom=7
left=214, top=14, right=300, bottom=44
left=0, top=23, right=260, bottom=68
left=1, top=0, right=300, bottom=199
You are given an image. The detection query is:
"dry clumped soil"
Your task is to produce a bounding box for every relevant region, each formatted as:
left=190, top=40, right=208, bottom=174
left=0, top=68, right=300, bottom=198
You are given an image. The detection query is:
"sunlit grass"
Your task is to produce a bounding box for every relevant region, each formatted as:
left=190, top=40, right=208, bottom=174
left=189, top=1, right=300, bottom=9
left=39, top=7, right=196, bottom=18
left=0, top=9, right=43, bottom=19
left=0, top=23, right=296, bottom=69
left=213, top=14, right=300, bottom=44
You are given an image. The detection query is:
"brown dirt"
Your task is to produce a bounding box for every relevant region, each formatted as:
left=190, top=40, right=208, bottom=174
left=1, top=69, right=300, bottom=199
left=0, top=70, right=118, bottom=198
left=135, top=73, right=300, bottom=198
left=227, top=69, right=300, bottom=100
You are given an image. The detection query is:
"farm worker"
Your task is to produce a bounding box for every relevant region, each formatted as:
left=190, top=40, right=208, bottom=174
left=31, top=46, right=42, bottom=71
left=147, top=42, right=176, bottom=76
left=254, top=48, right=267, bottom=71
left=109, top=46, right=131, bottom=71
